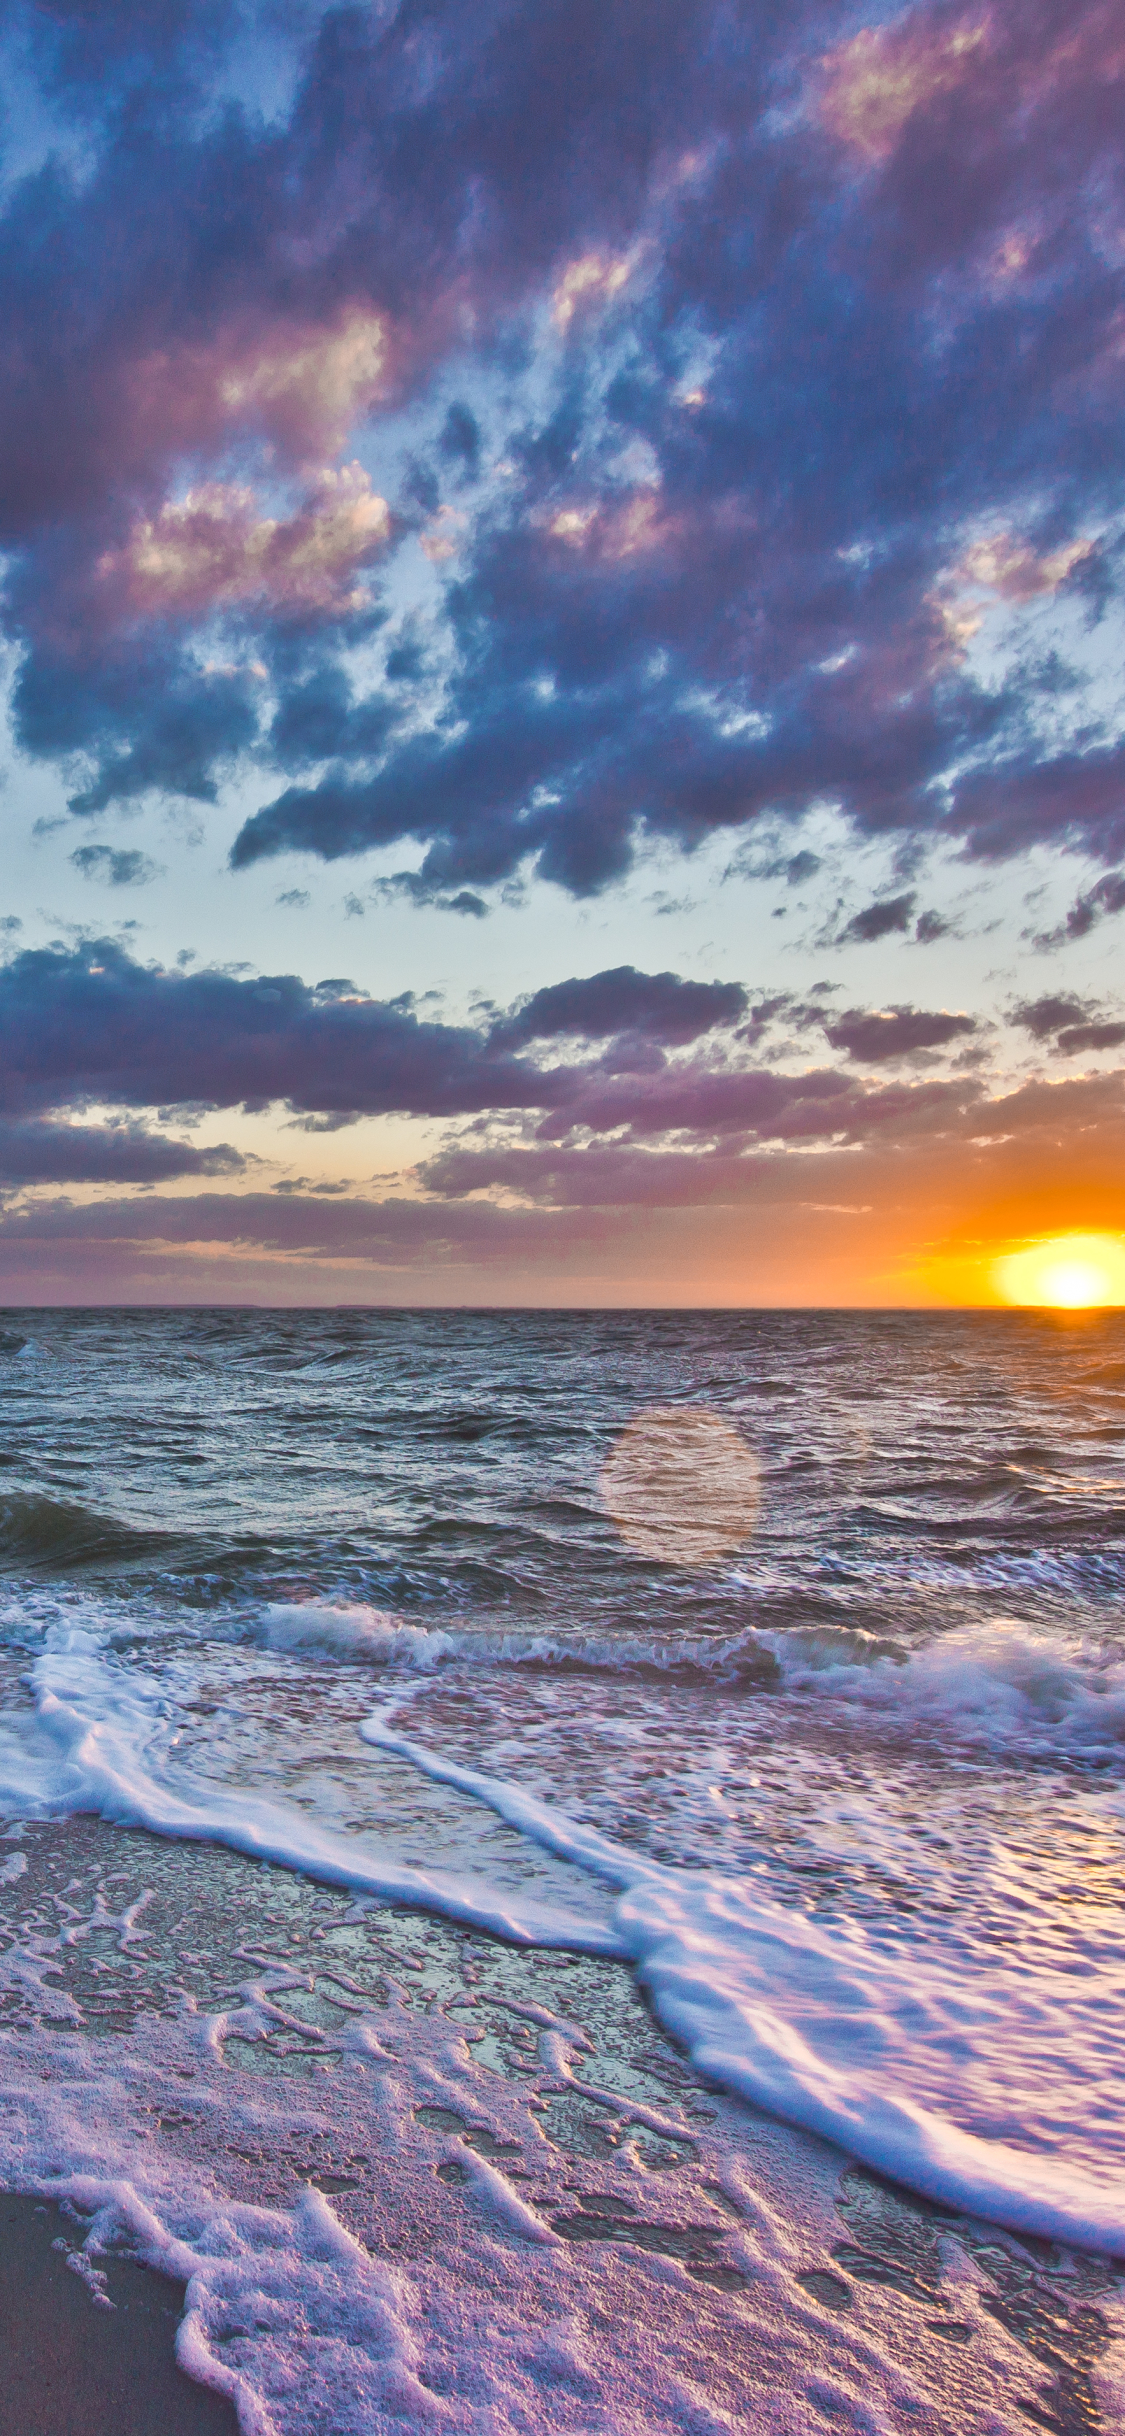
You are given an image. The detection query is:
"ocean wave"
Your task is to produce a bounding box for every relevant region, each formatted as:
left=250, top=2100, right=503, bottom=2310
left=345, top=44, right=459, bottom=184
left=258, top=1601, right=781, bottom=1686
left=0, top=1494, right=177, bottom=1573
left=259, top=1600, right=1125, bottom=1759
left=764, top=1616, right=1125, bottom=1756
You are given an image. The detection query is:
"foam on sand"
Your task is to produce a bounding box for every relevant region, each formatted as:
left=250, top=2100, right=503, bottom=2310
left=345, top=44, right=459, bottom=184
left=0, top=1635, right=621, bottom=1956
left=3, top=1619, right=1125, bottom=2258
left=364, top=1708, right=1125, bottom=2256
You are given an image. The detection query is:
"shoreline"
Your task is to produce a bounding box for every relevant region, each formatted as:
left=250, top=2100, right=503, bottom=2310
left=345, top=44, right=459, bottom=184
left=0, top=1815, right=1120, bottom=2433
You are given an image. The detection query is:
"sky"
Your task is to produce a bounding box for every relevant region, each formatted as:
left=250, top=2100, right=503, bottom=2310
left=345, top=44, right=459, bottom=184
left=0, top=0, right=1122, bottom=1306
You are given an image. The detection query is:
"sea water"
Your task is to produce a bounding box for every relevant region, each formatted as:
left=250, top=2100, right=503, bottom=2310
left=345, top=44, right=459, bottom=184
left=0, top=1305, right=1123, bottom=2425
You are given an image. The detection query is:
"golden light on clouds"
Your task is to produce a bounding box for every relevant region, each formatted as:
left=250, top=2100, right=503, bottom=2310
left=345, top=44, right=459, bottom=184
left=96, top=463, right=391, bottom=620
left=994, top=1234, right=1125, bottom=1309
left=600, top=1406, right=760, bottom=1565
left=819, top=20, right=985, bottom=161
left=552, top=252, right=632, bottom=330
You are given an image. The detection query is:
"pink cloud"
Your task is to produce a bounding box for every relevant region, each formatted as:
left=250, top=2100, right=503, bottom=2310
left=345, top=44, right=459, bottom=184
left=929, top=529, right=1094, bottom=654
left=125, top=303, right=389, bottom=462
left=552, top=252, right=633, bottom=331
left=547, top=488, right=671, bottom=562
left=957, top=533, right=1094, bottom=603
left=94, top=463, right=392, bottom=622
left=819, top=14, right=987, bottom=161
left=420, top=506, right=468, bottom=564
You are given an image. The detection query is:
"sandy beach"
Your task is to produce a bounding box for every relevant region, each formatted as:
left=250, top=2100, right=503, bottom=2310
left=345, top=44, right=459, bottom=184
left=0, top=1814, right=1120, bottom=2433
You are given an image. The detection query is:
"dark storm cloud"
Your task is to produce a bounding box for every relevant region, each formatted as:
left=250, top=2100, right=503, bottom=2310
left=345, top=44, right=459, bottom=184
left=823, top=1006, right=976, bottom=1062
left=2, top=0, right=1122, bottom=893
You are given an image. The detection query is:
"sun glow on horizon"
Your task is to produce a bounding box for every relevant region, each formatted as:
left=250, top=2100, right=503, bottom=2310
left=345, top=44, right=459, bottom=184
left=994, top=1233, right=1125, bottom=1309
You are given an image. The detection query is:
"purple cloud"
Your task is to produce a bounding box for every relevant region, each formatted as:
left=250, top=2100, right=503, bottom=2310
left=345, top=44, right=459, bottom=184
left=0, top=939, right=552, bottom=1125
left=1034, top=869, right=1125, bottom=949
left=823, top=1006, right=976, bottom=1061
left=0, top=0, right=1120, bottom=900
left=837, top=894, right=917, bottom=945
left=0, top=943, right=755, bottom=1159
left=1012, top=992, right=1098, bottom=1041
left=0, top=1120, right=242, bottom=1187
left=1011, top=993, right=1125, bottom=1056
left=488, top=967, right=747, bottom=1049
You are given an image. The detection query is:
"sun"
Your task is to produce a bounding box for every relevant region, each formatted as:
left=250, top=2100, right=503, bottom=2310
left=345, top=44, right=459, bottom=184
left=994, top=1232, right=1125, bottom=1309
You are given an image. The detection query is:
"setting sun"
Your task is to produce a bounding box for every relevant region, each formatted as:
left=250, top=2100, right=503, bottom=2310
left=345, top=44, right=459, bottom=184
left=993, top=1233, right=1125, bottom=1309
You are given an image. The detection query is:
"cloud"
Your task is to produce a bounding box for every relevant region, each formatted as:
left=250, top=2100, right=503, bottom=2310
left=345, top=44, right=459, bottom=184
left=93, top=466, right=391, bottom=624
left=134, top=306, right=390, bottom=462
left=5, top=1060, right=1116, bottom=1274
left=18, top=647, right=260, bottom=814
left=823, top=1005, right=976, bottom=1062
left=488, top=966, right=747, bottom=1049
left=0, top=939, right=554, bottom=1124
left=838, top=893, right=917, bottom=944
left=0, top=0, right=1120, bottom=897
left=1034, top=869, right=1125, bottom=949
left=70, top=845, right=163, bottom=887
left=1011, top=993, right=1125, bottom=1055
left=0, top=1120, right=242, bottom=1187
left=1011, top=992, right=1095, bottom=1042
left=818, top=16, right=987, bottom=163
left=439, top=402, right=482, bottom=481
left=1055, top=1020, right=1125, bottom=1055
left=950, top=747, right=1125, bottom=867
left=954, top=533, right=1094, bottom=606
left=0, top=937, right=1079, bottom=1180
left=552, top=251, right=633, bottom=332
left=0, top=941, right=749, bottom=1135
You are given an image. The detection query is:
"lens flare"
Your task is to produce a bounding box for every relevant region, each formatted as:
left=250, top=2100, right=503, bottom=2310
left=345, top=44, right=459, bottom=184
left=993, top=1233, right=1125, bottom=1309
left=600, top=1406, right=760, bottom=1565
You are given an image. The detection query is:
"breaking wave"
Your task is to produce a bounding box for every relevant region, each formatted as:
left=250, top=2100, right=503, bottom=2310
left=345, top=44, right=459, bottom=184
left=259, top=1599, right=1125, bottom=1761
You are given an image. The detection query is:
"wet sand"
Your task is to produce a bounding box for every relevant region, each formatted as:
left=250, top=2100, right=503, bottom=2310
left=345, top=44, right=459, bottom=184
left=0, top=1817, right=1120, bottom=2434
left=0, top=2189, right=237, bottom=2436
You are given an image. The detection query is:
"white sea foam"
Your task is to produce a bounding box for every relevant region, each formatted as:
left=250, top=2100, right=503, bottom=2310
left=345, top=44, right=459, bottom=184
left=0, top=1634, right=620, bottom=1956
left=3, top=1612, right=1125, bottom=2264
left=363, top=1709, right=1125, bottom=2256
left=257, top=1600, right=773, bottom=1683
left=765, top=1615, right=1125, bottom=1755
left=262, top=1597, right=1125, bottom=1762
left=261, top=1604, right=459, bottom=1668
left=0, top=1906, right=924, bottom=2436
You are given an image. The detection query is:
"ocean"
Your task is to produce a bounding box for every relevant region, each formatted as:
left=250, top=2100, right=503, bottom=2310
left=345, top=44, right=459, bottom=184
left=0, top=1305, right=1123, bottom=2432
